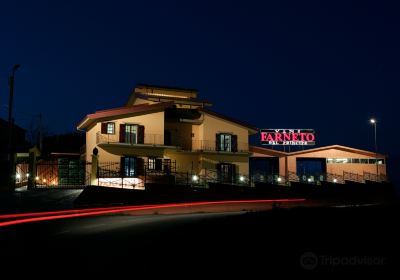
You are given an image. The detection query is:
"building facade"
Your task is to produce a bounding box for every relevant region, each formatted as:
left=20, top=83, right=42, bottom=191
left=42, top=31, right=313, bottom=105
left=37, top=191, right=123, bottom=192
left=77, top=84, right=388, bottom=189
left=250, top=145, right=387, bottom=184
left=77, top=84, right=257, bottom=188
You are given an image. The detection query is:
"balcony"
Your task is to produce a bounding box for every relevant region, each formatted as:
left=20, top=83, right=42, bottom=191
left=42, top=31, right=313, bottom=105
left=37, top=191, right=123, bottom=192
left=96, top=132, right=164, bottom=146
left=183, top=140, right=249, bottom=153
left=96, top=132, right=249, bottom=153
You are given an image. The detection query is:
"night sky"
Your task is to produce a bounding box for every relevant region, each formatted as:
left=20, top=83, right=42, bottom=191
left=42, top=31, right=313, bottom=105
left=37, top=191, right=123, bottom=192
left=1, top=1, right=399, bottom=186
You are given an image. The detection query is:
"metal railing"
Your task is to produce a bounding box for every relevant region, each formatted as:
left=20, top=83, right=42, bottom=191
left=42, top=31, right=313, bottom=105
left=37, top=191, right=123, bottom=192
left=184, top=140, right=249, bottom=153
left=96, top=131, right=249, bottom=153
left=96, top=132, right=164, bottom=145
left=343, top=171, right=364, bottom=183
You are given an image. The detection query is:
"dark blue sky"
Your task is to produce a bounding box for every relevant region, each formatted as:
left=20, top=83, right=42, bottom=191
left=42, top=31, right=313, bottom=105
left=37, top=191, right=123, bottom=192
left=1, top=0, right=399, bottom=183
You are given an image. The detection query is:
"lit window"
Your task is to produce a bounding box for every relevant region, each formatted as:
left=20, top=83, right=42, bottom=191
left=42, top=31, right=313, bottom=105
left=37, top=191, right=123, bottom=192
left=335, top=158, right=350, bottom=164
left=377, top=159, right=385, bottom=165
left=107, top=123, right=115, bottom=134
left=124, top=157, right=136, bottom=177
left=327, top=158, right=334, bottom=164
left=148, top=158, right=156, bottom=170
left=219, top=134, right=232, bottom=152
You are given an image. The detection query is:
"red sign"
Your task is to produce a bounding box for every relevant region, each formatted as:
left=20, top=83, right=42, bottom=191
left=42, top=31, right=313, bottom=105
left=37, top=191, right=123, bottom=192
left=260, top=129, right=315, bottom=146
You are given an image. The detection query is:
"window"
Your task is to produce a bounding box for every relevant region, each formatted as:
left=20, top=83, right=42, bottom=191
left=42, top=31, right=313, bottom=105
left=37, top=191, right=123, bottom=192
left=220, top=134, right=232, bottom=152
left=148, top=158, right=156, bottom=170
left=216, top=133, right=238, bottom=152
left=101, top=122, right=115, bottom=134
left=217, top=163, right=236, bottom=183
left=124, top=157, right=136, bottom=177
left=326, top=158, right=385, bottom=164
left=107, top=123, right=115, bottom=134
left=125, top=124, right=138, bottom=144
left=335, top=158, right=350, bottom=164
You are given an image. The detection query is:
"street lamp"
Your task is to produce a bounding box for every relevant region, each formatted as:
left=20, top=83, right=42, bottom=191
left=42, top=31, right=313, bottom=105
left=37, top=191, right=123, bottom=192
left=8, top=64, right=21, bottom=189
left=369, top=118, right=379, bottom=181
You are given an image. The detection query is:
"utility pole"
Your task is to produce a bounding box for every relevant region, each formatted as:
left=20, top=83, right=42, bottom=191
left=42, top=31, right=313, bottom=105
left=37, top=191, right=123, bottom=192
left=370, top=118, right=379, bottom=181
left=8, top=65, right=20, bottom=190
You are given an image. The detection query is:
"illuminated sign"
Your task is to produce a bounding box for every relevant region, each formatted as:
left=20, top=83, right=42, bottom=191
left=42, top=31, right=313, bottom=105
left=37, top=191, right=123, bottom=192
left=260, top=129, right=315, bottom=146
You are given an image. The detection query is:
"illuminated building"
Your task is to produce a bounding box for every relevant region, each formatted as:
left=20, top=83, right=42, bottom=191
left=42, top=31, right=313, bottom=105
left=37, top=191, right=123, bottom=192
left=77, top=84, right=257, bottom=188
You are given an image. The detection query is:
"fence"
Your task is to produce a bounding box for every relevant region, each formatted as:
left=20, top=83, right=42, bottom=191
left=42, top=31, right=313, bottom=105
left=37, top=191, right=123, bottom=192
left=35, top=160, right=91, bottom=188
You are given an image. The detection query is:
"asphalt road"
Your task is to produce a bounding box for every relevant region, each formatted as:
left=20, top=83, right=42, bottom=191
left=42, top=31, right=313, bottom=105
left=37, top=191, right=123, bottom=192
left=0, top=203, right=398, bottom=277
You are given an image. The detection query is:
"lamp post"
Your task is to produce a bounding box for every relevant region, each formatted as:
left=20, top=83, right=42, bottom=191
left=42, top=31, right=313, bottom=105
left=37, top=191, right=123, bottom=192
left=370, top=118, right=379, bottom=181
left=8, top=64, right=20, bottom=190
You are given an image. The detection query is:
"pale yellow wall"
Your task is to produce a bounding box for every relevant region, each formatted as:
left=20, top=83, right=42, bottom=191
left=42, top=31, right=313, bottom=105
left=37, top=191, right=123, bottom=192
left=164, top=151, right=200, bottom=173
left=201, top=114, right=249, bottom=147
left=86, top=111, right=164, bottom=162
left=200, top=154, right=249, bottom=175
left=279, top=157, right=287, bottom=177
left=192, top=124, right=200, bottom=143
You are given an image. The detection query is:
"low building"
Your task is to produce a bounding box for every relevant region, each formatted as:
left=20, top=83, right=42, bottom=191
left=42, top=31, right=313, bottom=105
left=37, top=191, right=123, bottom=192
left=250, top=145, right=387, bottom=184
left=77, top=84, right=258, bottom=188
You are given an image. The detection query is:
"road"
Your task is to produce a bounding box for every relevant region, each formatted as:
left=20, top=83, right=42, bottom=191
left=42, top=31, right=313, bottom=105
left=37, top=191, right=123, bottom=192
left=0, top=201, right=398, bottom=277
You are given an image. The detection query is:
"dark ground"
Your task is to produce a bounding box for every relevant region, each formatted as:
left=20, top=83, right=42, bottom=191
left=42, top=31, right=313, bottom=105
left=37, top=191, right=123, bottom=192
left=0, top=203, right=398, bottom=277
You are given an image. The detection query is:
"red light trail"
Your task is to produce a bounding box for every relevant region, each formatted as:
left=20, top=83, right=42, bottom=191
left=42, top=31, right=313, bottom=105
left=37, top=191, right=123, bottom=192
left=0, top=198, right=306, bottom=228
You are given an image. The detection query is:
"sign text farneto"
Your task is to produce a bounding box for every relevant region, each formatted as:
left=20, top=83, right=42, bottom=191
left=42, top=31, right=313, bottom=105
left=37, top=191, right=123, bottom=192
left=260, top=129, right=315, bottom=146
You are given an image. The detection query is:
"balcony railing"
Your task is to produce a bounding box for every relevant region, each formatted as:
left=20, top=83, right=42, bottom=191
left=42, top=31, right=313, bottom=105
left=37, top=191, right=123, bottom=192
left=96, top=132, right=249, bottom=152
left=187, top=140, right=249, bottom=153
left=96, top=132, right=164, bottom=145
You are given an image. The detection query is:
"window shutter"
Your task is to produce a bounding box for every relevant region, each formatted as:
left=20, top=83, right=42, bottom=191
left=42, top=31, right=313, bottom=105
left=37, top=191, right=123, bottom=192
left=120, top=157, right=125, bottom=177
left=119, top=124, right=126, bottom=143
left=232, top=135, right=238, bottom=152
left=101, top=123, right=107, bottom=134
left=136, top=158, right=145, bottom=176
left=216, top=134, right=221, bottom=151
left=216, top=163, right=222, bottom=182
left=138, top=125, right=145, bottom=144
left=231, top=164, right=237, bottom=183
left=155, top=158, right=163, bottom=171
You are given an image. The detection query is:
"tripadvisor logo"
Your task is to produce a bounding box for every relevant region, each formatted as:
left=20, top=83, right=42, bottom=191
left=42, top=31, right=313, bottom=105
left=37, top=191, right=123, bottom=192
left=300, top=252, right=318, bottom=270
left=300, top=252, right=385, bottom=270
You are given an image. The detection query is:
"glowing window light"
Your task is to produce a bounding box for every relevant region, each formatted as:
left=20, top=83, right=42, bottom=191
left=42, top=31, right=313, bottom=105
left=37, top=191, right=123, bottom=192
left=43, top=179, right=47, bottom=183
left=239, top=176, right=245, bottom=182
left=277, top=177, right=282, bottom=182
left=192, top=175, right=199, bottom=182
left=16, top=174, right=21, bottom=179
left=35, top=176, right=39, bottom=181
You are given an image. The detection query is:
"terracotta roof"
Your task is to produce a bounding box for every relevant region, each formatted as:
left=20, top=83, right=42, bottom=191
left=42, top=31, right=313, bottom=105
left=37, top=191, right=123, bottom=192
left=249, top=146, right=288, bottom=157
left=77, top=102, right=174, bottom=130
left=136, top=83, right=198, bottom=93
left=250, top=144, right=386, bottom=158
left=288, top=145, right=386, bottom=158
left=134, top=92, right=213, bottom=105
left=199, top=108, right=259, bottom=133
